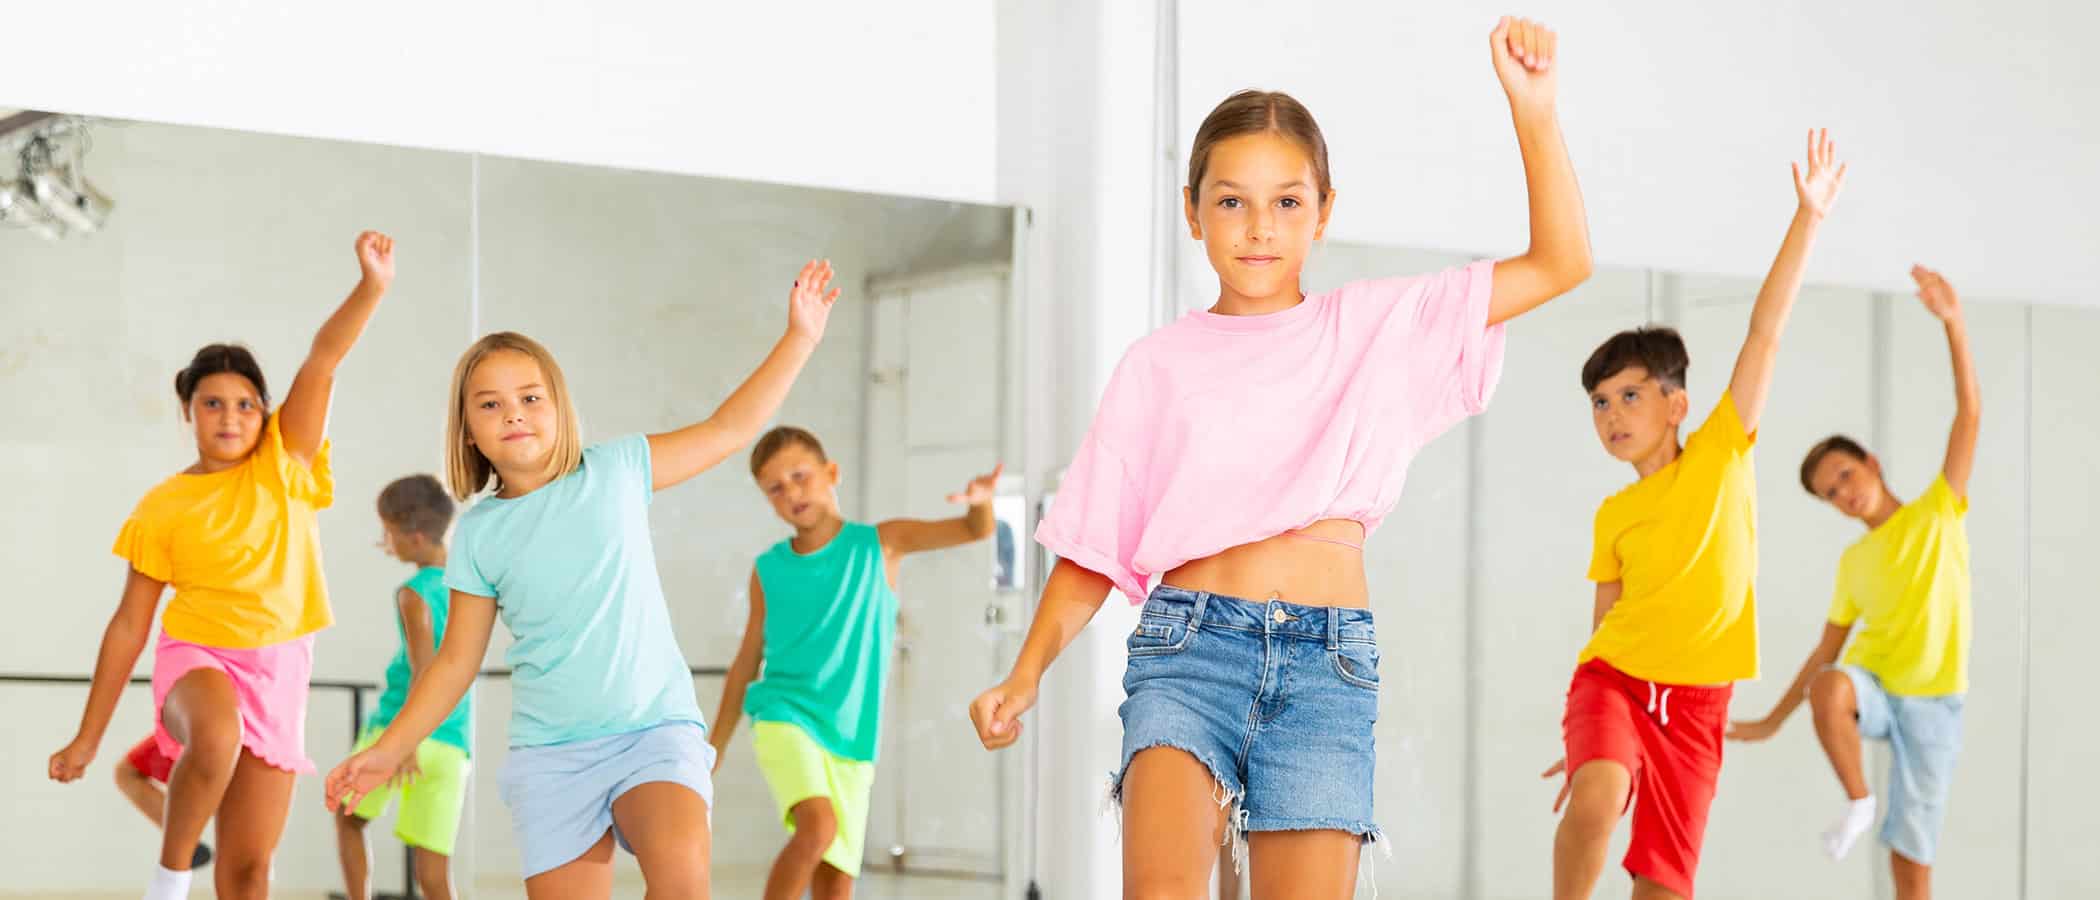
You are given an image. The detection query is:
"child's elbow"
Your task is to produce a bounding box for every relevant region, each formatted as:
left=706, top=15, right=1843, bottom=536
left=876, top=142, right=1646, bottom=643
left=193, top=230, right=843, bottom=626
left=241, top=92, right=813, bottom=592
left=1556, top=251, right=1594, bottom=291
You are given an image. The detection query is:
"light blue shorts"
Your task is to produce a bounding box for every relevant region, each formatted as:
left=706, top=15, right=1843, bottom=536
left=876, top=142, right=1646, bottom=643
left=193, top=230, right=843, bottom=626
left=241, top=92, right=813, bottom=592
left=1839, top=665, right=1964, bottom=864
left=499, top=720, right=716, bottom=879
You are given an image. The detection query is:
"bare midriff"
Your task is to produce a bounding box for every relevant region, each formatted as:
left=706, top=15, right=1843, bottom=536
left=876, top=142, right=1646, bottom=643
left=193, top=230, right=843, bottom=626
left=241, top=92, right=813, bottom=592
left=1160, top=517, right=1369, bottom=608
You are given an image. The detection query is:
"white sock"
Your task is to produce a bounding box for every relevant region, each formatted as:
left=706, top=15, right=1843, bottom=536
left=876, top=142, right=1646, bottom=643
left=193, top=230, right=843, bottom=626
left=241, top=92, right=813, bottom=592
left=1823, top=795, right=1877, bottom=860
left=144, top=863, right=192, bottom=900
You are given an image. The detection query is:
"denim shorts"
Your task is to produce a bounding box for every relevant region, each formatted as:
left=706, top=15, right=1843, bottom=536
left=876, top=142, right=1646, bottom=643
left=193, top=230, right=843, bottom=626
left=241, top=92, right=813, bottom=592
left=1839, top=665, right=1964, bottom=864
left=1113, top=585, right=1381, bottom=847
left=499, top=720, right=716, bottom=879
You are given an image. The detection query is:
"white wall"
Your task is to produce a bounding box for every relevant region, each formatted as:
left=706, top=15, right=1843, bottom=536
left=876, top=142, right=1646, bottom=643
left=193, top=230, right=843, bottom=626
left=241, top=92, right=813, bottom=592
left=0, top=121, right=1016, bottom=895
left=0, top=1, right=997, bottom=205
left=995, top=0, right=1164, bottom=896
left=1178, top=0, right=2100, bottom=307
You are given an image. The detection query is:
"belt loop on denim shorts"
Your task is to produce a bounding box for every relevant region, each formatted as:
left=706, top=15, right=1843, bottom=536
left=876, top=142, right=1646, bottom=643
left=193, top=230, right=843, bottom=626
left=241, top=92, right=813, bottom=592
left=1189, top=590, right=1210, bottom=633
left=1325, top=606, right=1340, bottom=651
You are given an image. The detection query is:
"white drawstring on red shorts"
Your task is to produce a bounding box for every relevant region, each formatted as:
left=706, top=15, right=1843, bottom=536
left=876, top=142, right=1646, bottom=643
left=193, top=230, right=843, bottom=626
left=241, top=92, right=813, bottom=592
left=1647, top=681, right=1673, bottom=727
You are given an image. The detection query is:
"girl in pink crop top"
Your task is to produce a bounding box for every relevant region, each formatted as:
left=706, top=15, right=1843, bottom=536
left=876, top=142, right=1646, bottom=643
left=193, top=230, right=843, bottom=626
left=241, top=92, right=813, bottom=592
left=971, top=18, right=1594, bottom=892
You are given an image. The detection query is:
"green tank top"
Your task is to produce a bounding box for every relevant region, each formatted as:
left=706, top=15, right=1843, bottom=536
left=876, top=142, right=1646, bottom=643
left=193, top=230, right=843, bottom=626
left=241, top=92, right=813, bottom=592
left=744, top=522, right=898, bottom=762
left=368, top=567, right=472, bottom=754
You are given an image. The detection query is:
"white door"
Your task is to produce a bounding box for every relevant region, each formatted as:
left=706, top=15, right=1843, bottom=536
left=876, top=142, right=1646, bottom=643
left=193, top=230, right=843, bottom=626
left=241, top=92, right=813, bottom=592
left=861, top=266, right=1019, bottom=884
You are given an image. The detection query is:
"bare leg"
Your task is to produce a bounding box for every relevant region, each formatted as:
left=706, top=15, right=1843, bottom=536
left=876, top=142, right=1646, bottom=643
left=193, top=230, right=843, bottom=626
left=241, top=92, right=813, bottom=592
left=1216, top=840, right=1241, bottom=900
left=1553, top=759, right=1633, bottom=900
left=412, top=846, right=456, bottom=900
left=1246, top=830, right=1360, bottom=899
left=766, top=797, right=838, bottom=900
left=114, top=761, right=167, bottom=828
left=335, top=811, right=372, bottom=900
left=211, top=750, right=298, bottom=900
left=158, top=669, right=241, bottom=871
left=1120, top=748, right=1229, bottom=899
left=810, top=861, right=856, bottom=900
left=1891, top=851, right=1933, bottom=900
left=525, top=831, right=615, bottom=900
left=613, top=780, right=713, bottom=900
left=1809, top=669, right=1870, bottom=800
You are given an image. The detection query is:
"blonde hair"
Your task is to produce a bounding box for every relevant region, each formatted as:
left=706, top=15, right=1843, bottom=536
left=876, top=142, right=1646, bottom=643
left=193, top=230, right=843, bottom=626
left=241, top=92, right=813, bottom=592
left=444, top=332, right=584, bottom=500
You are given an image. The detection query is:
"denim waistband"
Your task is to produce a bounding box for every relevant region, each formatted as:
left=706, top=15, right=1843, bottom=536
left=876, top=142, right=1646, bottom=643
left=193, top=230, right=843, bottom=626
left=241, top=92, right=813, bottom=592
left=1144, top=584, right=1376, bottom=646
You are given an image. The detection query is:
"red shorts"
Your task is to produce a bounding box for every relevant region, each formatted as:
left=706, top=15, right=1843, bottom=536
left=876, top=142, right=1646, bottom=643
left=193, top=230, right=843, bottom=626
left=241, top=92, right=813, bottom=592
left=1563, top=658, right=1732, bottom=899
left=124, top=734, right=174, bottom=784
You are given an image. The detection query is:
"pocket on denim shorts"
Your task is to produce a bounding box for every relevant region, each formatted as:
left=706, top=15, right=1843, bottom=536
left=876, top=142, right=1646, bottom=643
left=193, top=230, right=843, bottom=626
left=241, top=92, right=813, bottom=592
left=1127, top=612, right=1195, bottom=657
left=1330, top=640, right=1381, bottom=690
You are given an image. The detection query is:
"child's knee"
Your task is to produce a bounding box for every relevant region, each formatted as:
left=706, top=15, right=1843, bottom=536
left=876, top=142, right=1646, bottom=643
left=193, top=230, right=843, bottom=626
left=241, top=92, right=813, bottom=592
left=214, top=856, right=272, bottom=898
left=1562, top=762, right=1631, bottom=835
left=640, top=859, right=709, bottom=899
left=791, top=799, right=839, bottom=848
left=182, top=720, right=243, bottom=769
left=1810, top=669, right=1854, bottom=715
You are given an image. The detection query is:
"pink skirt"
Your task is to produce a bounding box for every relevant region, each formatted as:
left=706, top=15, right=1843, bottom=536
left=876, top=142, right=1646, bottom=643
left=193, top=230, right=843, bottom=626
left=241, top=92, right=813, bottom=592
left=151, top=631, right=316, bottom=774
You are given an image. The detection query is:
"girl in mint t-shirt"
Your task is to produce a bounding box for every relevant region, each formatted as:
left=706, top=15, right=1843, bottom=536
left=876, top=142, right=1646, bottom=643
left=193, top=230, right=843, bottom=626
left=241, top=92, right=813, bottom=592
left=325, top=260, right=842, bottom=898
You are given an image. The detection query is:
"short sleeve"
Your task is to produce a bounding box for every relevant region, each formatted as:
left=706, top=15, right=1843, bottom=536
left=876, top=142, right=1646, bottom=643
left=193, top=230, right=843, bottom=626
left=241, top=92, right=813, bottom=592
left=257, top=415, right=335, bottom=509
left=1035, top=349, right=1155, bottom=603
left=111, top=501, right=174, bottom=583
left=1403, top=259, right=1508, bottom=426
left=1925, top=473, right=1969, bottom=518
left=1826, top=570, right=1860, bottom=627
left=1685, top=391, right=1756, bottom=458
left=591, top=433, right=655, bottom=506
left=444, top=514, right=497, bottom=598
left=1036, top=435, right=1149, bottom=603
left=1586, top=502, right=1622, bottom=583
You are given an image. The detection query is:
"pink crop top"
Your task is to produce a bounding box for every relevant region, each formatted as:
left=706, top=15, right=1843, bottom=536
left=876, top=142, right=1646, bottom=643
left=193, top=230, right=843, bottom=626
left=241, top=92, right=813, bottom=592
left=1036, top=260, right=1506, bottom=603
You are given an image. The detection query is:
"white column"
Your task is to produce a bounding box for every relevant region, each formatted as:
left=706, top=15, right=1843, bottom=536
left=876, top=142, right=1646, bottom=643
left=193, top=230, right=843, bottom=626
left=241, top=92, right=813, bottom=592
left=997, top=0, right=1164, bottom=894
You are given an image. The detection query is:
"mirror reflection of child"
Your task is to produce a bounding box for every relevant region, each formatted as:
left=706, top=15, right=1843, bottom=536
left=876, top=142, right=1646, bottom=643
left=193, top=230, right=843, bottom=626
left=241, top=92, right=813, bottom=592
left=1729, top=267, right=1979, bottom=900
left=334, top=475, right=472, bottom=900
left=712, top=425, right=1000, bottom=900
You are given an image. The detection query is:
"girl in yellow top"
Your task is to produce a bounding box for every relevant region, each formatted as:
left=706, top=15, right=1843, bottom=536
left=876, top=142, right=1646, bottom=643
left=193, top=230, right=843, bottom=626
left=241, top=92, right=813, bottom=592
left=1730, top=267, right=1978, bottom=900
left=46, top=232, right=397, bottom=900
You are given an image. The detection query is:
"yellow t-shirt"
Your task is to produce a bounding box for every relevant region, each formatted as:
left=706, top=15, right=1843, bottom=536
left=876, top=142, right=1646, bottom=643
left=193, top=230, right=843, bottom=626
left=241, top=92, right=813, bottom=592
left=112, top=415, right=335, bottom=648
left=1581, top=391, right=1760, bottom=685
left=1828, top=474, right=1971, bottom=696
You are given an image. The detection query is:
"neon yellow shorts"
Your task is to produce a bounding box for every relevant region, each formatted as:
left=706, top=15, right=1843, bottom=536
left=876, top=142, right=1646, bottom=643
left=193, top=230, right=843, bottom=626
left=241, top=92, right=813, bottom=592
left=752, top=720, right=875, bottom=877
left=349, top=726, right=471, bottom=856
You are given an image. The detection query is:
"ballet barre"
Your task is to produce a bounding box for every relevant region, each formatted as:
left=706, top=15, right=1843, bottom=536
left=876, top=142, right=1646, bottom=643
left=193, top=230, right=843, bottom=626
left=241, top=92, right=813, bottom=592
left=3, top=666, right=726, bottom=900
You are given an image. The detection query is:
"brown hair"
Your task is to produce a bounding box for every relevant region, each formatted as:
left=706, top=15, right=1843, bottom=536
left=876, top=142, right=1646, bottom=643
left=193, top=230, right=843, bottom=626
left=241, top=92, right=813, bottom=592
left=1799, top=435, right=1871, bottom=496
left=750, top=426, right=828, bottom=478
left=1186, top=90, right=1332, bottom=205
left=444, top=332, right=583, bottom=500
left=175, top=343, right=270, bottom=410
left=1582, top=327, right=1689, bottom=393
left=378, top=474, right=455, bottom=541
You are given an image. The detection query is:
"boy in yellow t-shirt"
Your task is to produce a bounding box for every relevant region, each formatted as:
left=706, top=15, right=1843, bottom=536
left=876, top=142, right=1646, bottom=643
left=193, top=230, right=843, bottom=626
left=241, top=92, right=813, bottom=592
left=1729, top=267, right=1977, bottom=900
left=1546, top=129, right=1846, bottom=900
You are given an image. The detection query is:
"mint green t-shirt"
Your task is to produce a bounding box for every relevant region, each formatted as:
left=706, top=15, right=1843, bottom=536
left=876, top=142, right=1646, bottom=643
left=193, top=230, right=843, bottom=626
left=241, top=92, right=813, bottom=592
left=366, top=566, right=473, bottom=754
left=744, top=522, right=899, bottom=762
left=446, top=434, right=704, bottom=748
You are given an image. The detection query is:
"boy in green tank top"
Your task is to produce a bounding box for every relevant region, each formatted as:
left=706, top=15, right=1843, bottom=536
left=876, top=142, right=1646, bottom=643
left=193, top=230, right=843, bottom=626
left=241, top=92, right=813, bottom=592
left=335, top=475, right=474, bottom=900
left=713, top=426, right=1000, bottom=900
